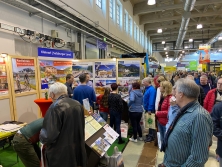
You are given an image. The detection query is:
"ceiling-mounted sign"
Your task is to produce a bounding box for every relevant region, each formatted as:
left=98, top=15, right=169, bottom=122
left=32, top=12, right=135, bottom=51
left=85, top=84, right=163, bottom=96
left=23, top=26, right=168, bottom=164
left=189, top=61, right=197, bottom=71
left=177, top=63, right=186, bottom=67
left=38, top=48, right=74, bottom=59
left=97, top=40, right=107, bottom=50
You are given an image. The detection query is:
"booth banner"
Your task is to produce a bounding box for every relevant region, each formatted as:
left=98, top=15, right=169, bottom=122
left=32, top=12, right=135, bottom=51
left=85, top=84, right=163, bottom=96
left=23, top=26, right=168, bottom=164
left=177, top=63, right=186, bottom=67
left=198, top=45, right=210, bottom=64
left=118, top=60, right=140, bottom=78
left=72, top=62, right=94, bottom=84
left=38, top=47, right=74, bottom=59
left=189, top=61, right=197, bottom=71
left=220, top=64, right=222, bottom=70
left=39, top=60, right=72, bottom=89
left=95, top=61, right=116, bottom=87
left=150, top=64, right=158, bottom=69
left=0, top=58, right=8, bottom=95
left=164, top=66, right=176, bottom=72
left=12, top=58, right=36, bottom=93
left=97, top=40, right=107, bottom=50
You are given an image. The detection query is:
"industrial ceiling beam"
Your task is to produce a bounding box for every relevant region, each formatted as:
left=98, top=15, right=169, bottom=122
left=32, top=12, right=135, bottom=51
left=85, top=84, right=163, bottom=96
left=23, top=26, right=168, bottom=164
left=140, top=10, right=222, bottom=24
left=148, top=27, right=222, bottom=36
left=134, top=0, right=222, bottom=15
left=144, top=19, right=222, bottom=31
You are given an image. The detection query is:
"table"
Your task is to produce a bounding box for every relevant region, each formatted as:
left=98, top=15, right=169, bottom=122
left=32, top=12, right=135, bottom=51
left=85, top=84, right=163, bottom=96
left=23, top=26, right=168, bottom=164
left=34, top=98, right=53, bottom=117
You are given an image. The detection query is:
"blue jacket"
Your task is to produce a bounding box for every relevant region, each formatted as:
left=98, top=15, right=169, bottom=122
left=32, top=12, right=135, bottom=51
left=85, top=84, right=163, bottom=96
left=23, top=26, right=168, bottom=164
left=194, top=78, right=200, bottom=85
left=143, top=85, right=156, bottom=112
left=128, top=89, right=143, bottom=112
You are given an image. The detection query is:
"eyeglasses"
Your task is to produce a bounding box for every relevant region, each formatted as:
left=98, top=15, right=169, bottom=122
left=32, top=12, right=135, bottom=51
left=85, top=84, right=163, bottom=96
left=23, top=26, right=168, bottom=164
left=217, top=83, right=222, bottom=85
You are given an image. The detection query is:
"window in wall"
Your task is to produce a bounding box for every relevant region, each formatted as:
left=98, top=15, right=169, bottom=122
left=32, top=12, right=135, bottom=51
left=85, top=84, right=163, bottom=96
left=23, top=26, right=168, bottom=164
left=110, top=0, right=113, bottom=18
left=128, top=17, right=132, bottom=36
left=116, top=4, right=120, bottom=25
left=134, top=24, right=137, bottom=40
left=96, top=0, right=102, bottom=8
left=137, top=27, right=139, bottom=42
left=140, top=30, right=142, bottom=45
left=124, top=13, right=127, bottom=31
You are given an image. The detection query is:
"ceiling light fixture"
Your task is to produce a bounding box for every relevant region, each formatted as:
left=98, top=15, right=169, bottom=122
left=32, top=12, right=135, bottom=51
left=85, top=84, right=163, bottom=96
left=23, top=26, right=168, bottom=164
left=1, top=53, right=8, bottom=58
left=162, top=41, right=165, bottom=44
left=157, top=29, right=162, bottom=33
left=182, top=50, right=185, bottom=53
left=147, top=0, right=156, bottom=5
left=197, top=24, right=203, bottom=29
left=185, top=46, right=188, bottom=49
left=189, top=38, right=193, bottom=42
left=166, top=55, right=168, bottom=57
left=165, top=52, right=168, bottom=54
left=219, top=49, right=222, bottom=52
left=218, top=36, right=222, bottom=40
left=164, top=47, right=167, bottom=50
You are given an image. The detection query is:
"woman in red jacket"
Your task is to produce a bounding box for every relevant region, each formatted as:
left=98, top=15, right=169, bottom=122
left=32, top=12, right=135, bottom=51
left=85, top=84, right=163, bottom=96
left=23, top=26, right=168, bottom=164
left=156, top=81, right=172, bottom=143
left=96, top=87, right=110, bottom=121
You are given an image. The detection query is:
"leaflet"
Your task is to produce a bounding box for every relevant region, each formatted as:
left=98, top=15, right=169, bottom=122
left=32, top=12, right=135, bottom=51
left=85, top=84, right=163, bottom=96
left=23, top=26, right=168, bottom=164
left=103, top=124, right=119, bottom=143
left=90, top=137, right=110, bottom=157
left=85, top=122, right=97, bottom=140
left=85, top=116, right=93, bottom=122
left=89, top=119, right=102, bottom=131
left=92, top=113, right=106, bottom=126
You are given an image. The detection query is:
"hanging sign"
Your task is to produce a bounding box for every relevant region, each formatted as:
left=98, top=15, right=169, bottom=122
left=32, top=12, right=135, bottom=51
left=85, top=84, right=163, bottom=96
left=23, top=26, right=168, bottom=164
left=38, top=48, right=74, bottom=59
left=97, top=40, right=107, bottom=50
left=199, top=45, right=210, bottom=64
left=189, top=61, right=197, bottom=71
left=220, top=64, right=222, bottom=70
left=164, top=66, right=176, bottom=72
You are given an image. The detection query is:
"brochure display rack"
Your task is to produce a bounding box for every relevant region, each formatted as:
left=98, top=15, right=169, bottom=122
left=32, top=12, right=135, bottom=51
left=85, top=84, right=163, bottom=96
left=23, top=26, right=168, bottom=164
left=85, top=113, right=119, bottom=167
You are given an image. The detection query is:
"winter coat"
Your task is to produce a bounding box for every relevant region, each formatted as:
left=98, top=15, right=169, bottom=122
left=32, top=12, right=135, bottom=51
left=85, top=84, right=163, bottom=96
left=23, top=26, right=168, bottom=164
left=156, top=95, right=172, bottom=126
left=143, top=85, right=156, bottom=112
left=96, top=94, right=109, bottom=113
left=128, top=89, right=144, bottom=112
left=204, top=88, right=217, bottom=113
left=40, top=95, right=87, bottom=167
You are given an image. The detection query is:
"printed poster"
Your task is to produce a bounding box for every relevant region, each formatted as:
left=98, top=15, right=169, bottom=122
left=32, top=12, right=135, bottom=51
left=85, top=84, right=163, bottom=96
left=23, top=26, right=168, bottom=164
left=72, top=62, right=93, bottom=85
left=0, top=58, right=8, bottom=95
left=103, top=124, right=119, bottom=142
left=118, top=60, right=140, bottom=78
left=92, top=113, right=106, bottom=126
left=39, top=60, right=72, bottom=89
left=12, top=58, right=36, bottom=93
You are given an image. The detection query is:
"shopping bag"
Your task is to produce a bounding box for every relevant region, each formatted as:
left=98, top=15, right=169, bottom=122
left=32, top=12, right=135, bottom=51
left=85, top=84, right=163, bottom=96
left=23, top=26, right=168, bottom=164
left=120, top=122, right=128, bottom=138
left=106, top=146, right=124, bottom=167
left=157, top=132, right=162, bottom=150
left=144, top=113, right=156, bottom=130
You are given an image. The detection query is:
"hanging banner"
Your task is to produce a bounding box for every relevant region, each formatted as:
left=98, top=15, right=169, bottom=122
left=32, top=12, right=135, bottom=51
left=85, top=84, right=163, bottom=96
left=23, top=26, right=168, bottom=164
left=199, top=45, right=210, bottom=64
left=95, top=61, right=116, bottom=87
left=164, top=66, right=176, bottom=72
left=39, top=60, right=72, bottom=89
left=0, top=58, right=8, bottom=95
left=38, top=48, right=74, bottom=59
left=97, top=40, right=107, bottom=50
left=189, top=61, right=197, bottom=71
left=220, top=64, right=222, bottom=70
left=12, top=58, right=36, bottom=93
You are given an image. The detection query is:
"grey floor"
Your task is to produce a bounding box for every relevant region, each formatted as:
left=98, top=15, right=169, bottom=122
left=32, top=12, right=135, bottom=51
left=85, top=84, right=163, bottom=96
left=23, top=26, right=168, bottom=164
left=123, top=136, right=219, bottom=167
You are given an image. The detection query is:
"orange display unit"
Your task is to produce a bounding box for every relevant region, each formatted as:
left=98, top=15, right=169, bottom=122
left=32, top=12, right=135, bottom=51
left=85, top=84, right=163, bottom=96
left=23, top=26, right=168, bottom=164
left=34, top=98, right=53, bottom=117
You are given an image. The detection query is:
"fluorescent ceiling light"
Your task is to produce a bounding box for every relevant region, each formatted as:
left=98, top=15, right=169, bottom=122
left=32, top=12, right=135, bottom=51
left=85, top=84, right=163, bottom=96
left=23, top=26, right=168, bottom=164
left=162, top=41, right=165, bottom=44
left=165, top=52, right=168, bottom=54
left=189, top=38, right=193, bottom=42
left=197, top=24, right=203, bottom=29
left=182, top=50, right=185, bottom=53
left=166, top=55, right=168, bottom=57
left=185, top=46, right=188, bottom=48
left=157, top=29, right=162, bottom=33
left=147, top=0, right=156, bottom=5
left=218, top=36, right=222, bottom=40
left=164, top=47, right=167, bottom=50
left=219, top=49, right=222, bottom=52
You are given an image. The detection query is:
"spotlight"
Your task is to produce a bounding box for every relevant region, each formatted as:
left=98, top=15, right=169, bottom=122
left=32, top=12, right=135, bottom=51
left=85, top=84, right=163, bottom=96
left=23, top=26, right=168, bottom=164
left=182, top=50, right=185, bottom=53
left=157, top=29, right=162, bottom=33
left=189, top=38, right=193, bottom=42
left=165, top=52, right=168, bottom=54
left=1, top=53, right=8, bottom=58
left=218, top=36, right=222, bottom=40
left=162, top=41, right=165, bottom=44
left=197, top=24, right=203, bottom=29
left=164, top=47, right=167, bottom=50
left=166, top=55, right=168, bottom=57
left=147, top=0, right=156, bottom=5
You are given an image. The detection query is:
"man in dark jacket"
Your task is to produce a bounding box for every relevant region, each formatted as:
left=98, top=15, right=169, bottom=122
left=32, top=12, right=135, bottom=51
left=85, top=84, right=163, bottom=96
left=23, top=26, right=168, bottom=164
left=211, top=102, right=222, bottom=167
left=40, top=82, right=87, bottom=167
left=64, top=74, right=74, bottom=98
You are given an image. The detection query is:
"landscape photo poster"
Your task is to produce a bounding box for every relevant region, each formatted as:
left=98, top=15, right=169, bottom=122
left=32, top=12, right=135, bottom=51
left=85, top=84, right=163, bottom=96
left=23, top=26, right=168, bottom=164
left=72, top=62, right=93, bottom=83
left=11, top=58, right=36, bottom=94
left=118, top=60, right=140, bottom=78
left=39, top=60, right=72, bottom=89
left=95, top=61, right=116, bottom=87
left=0, top=58, right=8, bottom=95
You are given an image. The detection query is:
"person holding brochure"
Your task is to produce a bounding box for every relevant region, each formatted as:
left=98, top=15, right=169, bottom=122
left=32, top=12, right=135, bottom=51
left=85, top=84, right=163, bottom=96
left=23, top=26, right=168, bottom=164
left=108, top=83, right=125, bottom=144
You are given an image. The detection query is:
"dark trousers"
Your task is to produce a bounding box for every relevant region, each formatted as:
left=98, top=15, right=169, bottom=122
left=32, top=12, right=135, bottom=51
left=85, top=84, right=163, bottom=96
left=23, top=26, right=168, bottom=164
left=12, top=134, right=40, bottom=167
left=129, top=112, right=142, bottom=139
left=110, top=110, right=122, bottom=141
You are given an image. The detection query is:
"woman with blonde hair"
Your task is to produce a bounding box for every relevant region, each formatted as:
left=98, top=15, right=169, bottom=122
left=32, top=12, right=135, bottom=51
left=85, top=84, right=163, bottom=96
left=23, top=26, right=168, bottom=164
left=155, top=81, right=172, bottom=143
left=155, top=76, right=167, bottom=111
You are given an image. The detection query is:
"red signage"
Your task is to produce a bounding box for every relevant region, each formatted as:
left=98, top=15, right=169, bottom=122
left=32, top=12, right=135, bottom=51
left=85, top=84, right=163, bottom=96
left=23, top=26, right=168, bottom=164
left=53, top=61, right=72, bottom=66
left=16, top=59, right=34, bottom=67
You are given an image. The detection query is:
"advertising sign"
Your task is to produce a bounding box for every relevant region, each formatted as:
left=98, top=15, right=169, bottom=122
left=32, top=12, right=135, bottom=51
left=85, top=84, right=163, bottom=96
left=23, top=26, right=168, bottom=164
left=198, top=45, right=210, bottom=64
left=97, top=40, right=107, bottom=50
left=189, top=61, right=197, bottom=71
left=12, top=58, right=36, bottom=93
left=38, top=48, right=74, bottom=59
left=0, top=58, right=8, bottom=95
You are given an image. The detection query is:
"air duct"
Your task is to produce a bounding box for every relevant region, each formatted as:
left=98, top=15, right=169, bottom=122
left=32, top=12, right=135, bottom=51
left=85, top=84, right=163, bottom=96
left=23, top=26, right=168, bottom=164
left=174, top=0, right=196, bottom=58
left=206, top=30, right=222, bottom=45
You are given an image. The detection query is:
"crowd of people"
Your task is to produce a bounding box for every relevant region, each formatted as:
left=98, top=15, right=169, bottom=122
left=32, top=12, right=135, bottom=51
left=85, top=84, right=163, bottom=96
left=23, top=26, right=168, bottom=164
left=11, top=70, right=222, bottom=167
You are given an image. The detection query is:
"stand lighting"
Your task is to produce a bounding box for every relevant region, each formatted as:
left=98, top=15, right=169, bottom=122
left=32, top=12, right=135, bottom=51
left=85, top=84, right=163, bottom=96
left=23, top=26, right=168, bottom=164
left=147, top=0, right=156, bottom=5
